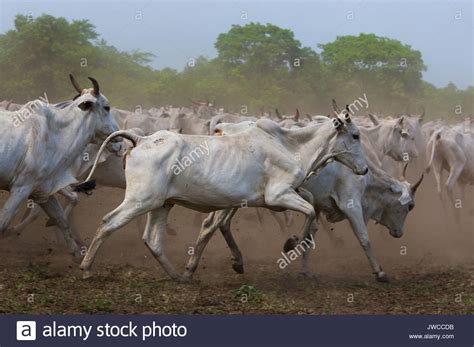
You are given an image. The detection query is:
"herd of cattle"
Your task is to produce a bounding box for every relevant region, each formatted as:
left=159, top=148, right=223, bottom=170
left=0, top=75, right=472, bottom=283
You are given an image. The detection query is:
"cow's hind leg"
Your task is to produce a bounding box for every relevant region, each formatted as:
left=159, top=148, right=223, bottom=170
left=80, top=199, right=146, bottom=278
left=219, top=211, right=244, bottom=274
left=7, top=204, right=42, bottom=236
left=142, top=204, right=183, bottom=281
left=183, top=209, right=236, bottom=279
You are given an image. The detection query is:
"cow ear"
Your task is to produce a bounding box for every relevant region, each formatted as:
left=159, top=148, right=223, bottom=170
left=78, top=101, right=94, bottom=111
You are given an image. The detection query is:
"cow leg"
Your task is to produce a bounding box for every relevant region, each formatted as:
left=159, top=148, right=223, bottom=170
left=183, top=209, right=234, bottom=279
left=38, top=195, right=81, bottom=260
left=57, top=187, right=79, bottom=221
left=80, top=199, right=148, bottom=278
left=445, top=164, right=463, bottom=207
left=50, top=188, right=81, bottom=245
left=265, top=187, right=316, bottom=276
left=142, top=205, right=184, bottom=281
left=346, top=210, right=388, bottom=282
left=0, top=186, right=33, bottom=237
left=7, top=204, right=42, bottom=236
left=284, top=210, right=294, bottom=227
left=254, top=208, right=265, bottom=232
left=219, top=212, right=244, bottom=274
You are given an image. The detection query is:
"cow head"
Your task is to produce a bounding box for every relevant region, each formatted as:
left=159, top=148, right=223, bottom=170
left=373, top=171, right=424, bottom=238
left=330, top=102, right=368, bottom=176
left=69, top=74, right=120, bottom=147
left=386, top=117, right=419, bottom=161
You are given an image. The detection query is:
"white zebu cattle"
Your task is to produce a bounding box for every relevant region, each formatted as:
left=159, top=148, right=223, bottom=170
left=425, top=124, right=473, bottom=207
left=0, top=75, right=120, bottom=259
left=75, top=115, right=368, bottom=281
left=187, top=121, right=423, bottom=282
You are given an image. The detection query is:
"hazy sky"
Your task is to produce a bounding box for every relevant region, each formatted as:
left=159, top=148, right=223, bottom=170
left=1, top=0, right=472, bottom=89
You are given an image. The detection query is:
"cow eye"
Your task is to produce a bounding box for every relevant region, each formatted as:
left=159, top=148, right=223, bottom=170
left=104, top=106, right=110, bottom=112
left=78, top=101, right=94, bottom=111
left=408, top=203, right=414, bottom=211
left=352, top=134, right=359, bottom=140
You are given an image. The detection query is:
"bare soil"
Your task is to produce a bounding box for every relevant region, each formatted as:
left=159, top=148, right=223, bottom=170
left=0, top=173, right=472, bottom=314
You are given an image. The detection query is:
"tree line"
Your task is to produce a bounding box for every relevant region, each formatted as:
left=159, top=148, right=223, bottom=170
left=0, top=14, right=472, bottom=119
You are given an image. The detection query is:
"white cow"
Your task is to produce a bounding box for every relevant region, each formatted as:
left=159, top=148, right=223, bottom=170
left=0, top=75, right=120, bottom=259
left=75, top=115, right=368, bottom=280
left=186, top=121, right=423, bottom=282
left=425, top=124, right=473, bottom=208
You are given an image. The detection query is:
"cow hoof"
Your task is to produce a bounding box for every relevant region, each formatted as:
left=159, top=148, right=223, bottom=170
left=176, top=275, right=192, bottom=283
left=283, top=236, right=299, bottom=253
left=82, top=270, right=93, bottom=280
left=299, top=271, right=316, bottom=279
left=376, top=272, right=390, bottom=283
left=232, top=262, right=244, bottom=274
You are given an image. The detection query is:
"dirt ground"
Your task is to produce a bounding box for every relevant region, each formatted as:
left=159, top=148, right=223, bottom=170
left=0, top=172, right=472, bottom=314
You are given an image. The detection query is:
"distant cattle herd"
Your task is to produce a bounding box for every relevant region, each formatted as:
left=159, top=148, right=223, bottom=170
left=0, top=75, right=472, bottom=283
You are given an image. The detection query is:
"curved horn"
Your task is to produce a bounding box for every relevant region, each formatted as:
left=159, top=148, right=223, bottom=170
left=419, top=106, right=425, bottom=118
left=411, top=174, right=424, bottom=195
left=401, top=162, right=409, bottom=181
left=88, top=77, right=100, bottom=96
left=368, top=113, right=380, bottom=125
left=275, top=108, right=282, bottom=120
left=5, top=99, right=13, bottom=111
left=69, top=74, right=83, bottom=94
left=295, top=108, right=300, bottom=121
left=332, top=99, right=342, bottom=116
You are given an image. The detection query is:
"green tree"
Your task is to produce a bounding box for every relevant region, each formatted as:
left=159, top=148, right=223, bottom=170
left=319, top=33, right=426, bottom=109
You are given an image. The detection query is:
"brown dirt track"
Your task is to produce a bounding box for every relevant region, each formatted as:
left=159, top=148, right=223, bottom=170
left=0, top=172, right=472, bottom=314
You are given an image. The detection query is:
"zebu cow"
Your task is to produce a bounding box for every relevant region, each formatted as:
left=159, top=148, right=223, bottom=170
left=74, top=115, right=368, bottom=280
left=169, top=112, right=212, bottom=135
left=186, top=122, right=423, bottom=282
left=425, top=124, right=473, bottom=207
left=0, top=75, right=120, bottom=259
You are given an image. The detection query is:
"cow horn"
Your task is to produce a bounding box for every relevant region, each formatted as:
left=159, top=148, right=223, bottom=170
left=410, top=174, right=424, bottom=194
left=295, top=108, right=300, bottom=121
left=332, top=99, right=342, bottom=116
left=88, top=77, right=100, bottom=96
left=275, top=108, right=282, bottom=119
left=401, top=162, right=409, bottom=180
left=420, top=106, right=425, bottom=118
left=368, top=113, right=380, bottom=125
left=5, top=99, right=13, bottom=111
left=69, top=74, right=83, bottom=94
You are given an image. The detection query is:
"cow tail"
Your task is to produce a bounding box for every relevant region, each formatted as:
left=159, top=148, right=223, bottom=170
left=425, top=129, right=442, bottom=174
left=72, top=130, right=142, bottom=193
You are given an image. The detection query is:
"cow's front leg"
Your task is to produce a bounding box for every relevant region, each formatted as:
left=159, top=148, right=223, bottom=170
left=346, top=211, right=388, bottom=282
left=265, top=186, right=316, bottom=276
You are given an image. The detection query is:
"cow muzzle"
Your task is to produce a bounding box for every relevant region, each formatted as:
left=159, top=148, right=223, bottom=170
left=389, top=229, right=403, bottom=238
